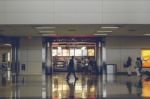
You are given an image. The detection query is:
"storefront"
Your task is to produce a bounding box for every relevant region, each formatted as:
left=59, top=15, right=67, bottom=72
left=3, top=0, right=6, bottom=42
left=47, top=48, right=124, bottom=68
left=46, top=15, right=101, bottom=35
left=44, top=37, right=105, bottom=74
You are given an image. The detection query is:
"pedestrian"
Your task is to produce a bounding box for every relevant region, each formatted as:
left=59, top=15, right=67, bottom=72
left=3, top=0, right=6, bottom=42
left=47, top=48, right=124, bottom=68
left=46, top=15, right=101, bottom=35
left=66, top=56, right=78, bottom=80
left=135, top=57, right=142, bottom=76
left=126, top=57, right=132, bottom=76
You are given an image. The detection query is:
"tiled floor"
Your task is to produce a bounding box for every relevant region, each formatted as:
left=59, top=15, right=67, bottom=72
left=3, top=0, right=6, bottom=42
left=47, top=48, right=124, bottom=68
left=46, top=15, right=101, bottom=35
left=0, top=72, right=150, bottom=99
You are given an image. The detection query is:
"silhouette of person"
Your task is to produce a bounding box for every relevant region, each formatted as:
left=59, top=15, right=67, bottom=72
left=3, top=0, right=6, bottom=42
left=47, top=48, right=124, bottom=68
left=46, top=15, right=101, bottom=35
left=66, top=56, right=78, bottom=80
left=126, top=77, right=132, bottom=94
left=136, top=77, right=143, bottom=96
left=66, top=78, right=77, bottom=99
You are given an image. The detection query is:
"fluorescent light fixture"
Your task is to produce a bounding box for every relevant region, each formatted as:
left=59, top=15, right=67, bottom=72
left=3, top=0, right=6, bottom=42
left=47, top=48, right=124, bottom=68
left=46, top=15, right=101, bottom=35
left=40, top=34, right=56, bottom=36
left=39, top=30, right=55, bottom=33
left=97, top=31, right=112, bottom=33
left=101, top=26, right=119, bottom=29
left=4, top=44, right=11, bottom=46
left=94, top=34, right=108, bottom=36
left=35, top=26, right=56, bottom=29
left=144, top=34, right=150, bottom=36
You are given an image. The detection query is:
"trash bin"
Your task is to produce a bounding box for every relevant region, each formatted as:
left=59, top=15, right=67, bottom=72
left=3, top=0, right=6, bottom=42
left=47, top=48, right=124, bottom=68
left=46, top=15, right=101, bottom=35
left=107, top=64, right=117, bottom=74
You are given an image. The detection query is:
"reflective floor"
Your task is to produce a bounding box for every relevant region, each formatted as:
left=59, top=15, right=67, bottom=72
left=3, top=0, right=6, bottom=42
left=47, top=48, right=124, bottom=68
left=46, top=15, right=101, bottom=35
left=0, top=72, right=150, bottom=99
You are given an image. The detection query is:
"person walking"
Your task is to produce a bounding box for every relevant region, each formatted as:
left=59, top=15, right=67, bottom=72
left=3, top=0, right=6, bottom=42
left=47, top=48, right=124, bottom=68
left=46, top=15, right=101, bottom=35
left=126, top=57, right=132, bottom=76
left=66, top=56, right=78, bottom=80
left=135, top=57, right=142, bottom=76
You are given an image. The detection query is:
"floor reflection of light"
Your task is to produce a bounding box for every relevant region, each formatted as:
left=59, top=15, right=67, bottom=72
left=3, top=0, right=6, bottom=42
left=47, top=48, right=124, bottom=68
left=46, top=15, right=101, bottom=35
left=90, top=86, right=95, bottom=92
left=42, top=75, right=46, bottom=99
left=82, top=92, right=86, bottom=98
left=42, top=91, right=46, bottom=98
left=142, top=81, right=150, bottom=97
left=58, top=92, right=62, bottom=99
left=107, top=75, right=115, bottom=82
left=8, top=70, right=11, bottom=81
left=103, top=88, right=107, bottom=98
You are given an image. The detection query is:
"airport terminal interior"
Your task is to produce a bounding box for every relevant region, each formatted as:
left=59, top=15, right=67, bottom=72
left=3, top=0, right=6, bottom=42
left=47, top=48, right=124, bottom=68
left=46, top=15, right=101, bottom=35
left=1, top=0, right=150, bottom=99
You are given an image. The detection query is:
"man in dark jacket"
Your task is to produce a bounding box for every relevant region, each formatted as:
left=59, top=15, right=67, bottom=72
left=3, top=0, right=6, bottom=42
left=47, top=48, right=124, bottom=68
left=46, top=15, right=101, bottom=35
left=66, top=56, right=78, bottom=80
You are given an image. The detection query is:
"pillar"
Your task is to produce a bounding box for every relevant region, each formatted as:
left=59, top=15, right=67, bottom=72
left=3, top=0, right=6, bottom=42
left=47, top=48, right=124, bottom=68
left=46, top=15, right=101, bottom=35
left=45, top=42, right=52, bottom=75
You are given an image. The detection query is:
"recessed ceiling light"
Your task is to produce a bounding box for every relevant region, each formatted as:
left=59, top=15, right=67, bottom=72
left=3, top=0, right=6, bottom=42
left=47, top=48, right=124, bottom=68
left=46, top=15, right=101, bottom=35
left=35, top=26, right=56, bottom=29
left=94, top=34, right=108, bottom=36
left=144, top=34, right=150, bottom=36
left=39, top=30, right=55, bottom=33
left=101, top=26, right=119, bottom=29
left=97, top=31, right=112, bottom=33
left=40, top=34, right=57, bottom=36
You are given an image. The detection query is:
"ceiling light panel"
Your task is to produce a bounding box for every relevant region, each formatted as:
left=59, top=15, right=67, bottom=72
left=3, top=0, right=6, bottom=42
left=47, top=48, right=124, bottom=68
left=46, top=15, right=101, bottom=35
left=35, top=26, right=56, bottom=29
left=97, top=31, right=112, bottom=33
left=101, top=26, right=119, bottom=29
left=144, top=34, right=150, bottom=36
left=40, top=34, right=57, bottom=36
left=39, top=30, right=55, bottom=33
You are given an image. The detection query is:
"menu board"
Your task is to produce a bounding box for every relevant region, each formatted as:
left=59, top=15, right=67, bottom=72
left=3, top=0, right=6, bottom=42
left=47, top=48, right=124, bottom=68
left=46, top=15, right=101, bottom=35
left=82, top=49, right=87, bottom=56
left=141, top=49, right=150, bottom=67
left=75, top=49, right=82, bottom=56
left=70, top=49, right=75, bottom=56
left=52, top=49, right=57, bottom=56
left=63, top=49, right=69, bottom=56
left=88, top=49, right=95, bottom=56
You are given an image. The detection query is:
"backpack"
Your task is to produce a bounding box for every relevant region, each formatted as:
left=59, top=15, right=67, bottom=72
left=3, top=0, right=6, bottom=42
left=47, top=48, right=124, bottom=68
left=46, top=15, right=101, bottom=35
left=123, top=63, right=128, bottom=68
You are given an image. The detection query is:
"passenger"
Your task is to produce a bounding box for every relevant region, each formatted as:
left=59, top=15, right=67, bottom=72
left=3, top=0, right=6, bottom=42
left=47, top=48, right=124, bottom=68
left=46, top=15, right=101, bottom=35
left=135, top=57, right=142, bottom=76
left=84, top=58, right=89, bottom=74
left=66, top=56, right=78, bottom=80
left=126, top=57, right=132, bottom=76
left=81, top=58, right=85, bottom=73
left=88, top=58, right=93, bottom=74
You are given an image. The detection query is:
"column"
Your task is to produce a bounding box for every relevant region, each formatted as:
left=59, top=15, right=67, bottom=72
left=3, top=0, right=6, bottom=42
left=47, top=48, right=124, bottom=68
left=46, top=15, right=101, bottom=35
left=11, top=40, right=19, bottom=74
left=45, top=42, right=52, bottom=75
left=96, top=41, right=102, bottom=74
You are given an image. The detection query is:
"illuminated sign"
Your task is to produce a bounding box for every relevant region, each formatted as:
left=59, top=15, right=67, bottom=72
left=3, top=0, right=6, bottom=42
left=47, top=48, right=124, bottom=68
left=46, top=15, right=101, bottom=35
left=141, top=50, right=150, bottom=67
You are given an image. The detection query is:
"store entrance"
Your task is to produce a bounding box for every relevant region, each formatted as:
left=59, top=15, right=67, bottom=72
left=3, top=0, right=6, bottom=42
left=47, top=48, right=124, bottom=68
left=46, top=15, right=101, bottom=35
left=52, top=42, right=96, bottom=72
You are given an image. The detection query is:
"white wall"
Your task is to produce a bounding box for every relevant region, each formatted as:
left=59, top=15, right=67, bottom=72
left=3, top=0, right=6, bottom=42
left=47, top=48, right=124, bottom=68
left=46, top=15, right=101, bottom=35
left=19, top=37, right=42, bottom=75
left=0, top=0, right=150, bottom=24
left=106, top=37, right=150, bottom=72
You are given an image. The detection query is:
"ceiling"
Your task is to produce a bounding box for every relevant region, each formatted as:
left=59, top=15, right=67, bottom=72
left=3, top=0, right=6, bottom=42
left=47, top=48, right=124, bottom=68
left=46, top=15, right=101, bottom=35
left=0, top=24, right=150, bottom=37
